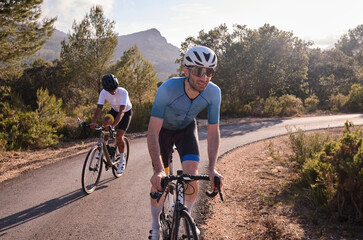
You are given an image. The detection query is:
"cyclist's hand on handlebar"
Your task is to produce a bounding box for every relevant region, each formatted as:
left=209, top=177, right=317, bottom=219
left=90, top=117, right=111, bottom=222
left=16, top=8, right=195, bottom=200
left=89, top=122, right=98, bottom=130
left=150, top=170, right=167, bottom=192
left=209, top=170, right=224, bottom=193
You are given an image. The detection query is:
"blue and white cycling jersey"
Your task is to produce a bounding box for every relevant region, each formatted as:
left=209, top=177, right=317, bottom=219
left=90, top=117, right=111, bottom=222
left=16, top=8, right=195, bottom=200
left=151, top=77, right=221, bottom=130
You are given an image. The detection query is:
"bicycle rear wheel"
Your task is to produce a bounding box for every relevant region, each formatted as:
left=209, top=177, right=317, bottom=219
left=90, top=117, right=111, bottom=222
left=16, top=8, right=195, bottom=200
left=82, top=146, right=103, bottom=194
left=172, top=210, right=198, bottom=240
left=112, top=137, right=129, bottom=177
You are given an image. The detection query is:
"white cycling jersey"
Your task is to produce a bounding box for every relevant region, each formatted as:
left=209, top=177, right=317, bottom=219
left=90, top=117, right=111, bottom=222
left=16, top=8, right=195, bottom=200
left=97, top=87, right=132, bottom=112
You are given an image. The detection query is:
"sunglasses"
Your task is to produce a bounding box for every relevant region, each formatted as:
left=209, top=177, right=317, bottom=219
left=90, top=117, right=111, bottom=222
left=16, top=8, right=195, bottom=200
left=189, top=67, right=215, bottom=77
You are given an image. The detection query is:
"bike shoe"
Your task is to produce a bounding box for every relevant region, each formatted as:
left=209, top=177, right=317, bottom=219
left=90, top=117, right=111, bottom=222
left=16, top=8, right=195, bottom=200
left=116, top=159, right=125, bottom=174
left=148, top=228, right=160, bottom=240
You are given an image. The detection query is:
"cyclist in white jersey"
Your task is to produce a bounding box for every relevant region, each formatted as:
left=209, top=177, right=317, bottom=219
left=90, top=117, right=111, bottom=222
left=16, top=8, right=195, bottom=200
left=90, top=74, right=132, bottom=174
left=147, top=46, right=224, bottom=240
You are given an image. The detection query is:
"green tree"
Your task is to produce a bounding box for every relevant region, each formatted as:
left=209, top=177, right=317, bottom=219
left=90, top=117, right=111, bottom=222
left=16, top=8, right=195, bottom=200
left=177, top=24, right=232, bottom=74
left=112, top=45, right=158, bottom=104
left=336, top=24, right=363, bottom=66
left=307, top=48, right=359, bottom=108
left=0, top=0, right=56, bottom=64
left=11, top=59, right=68, bottom=110
left=0, top=0, right=56, bottom=100
left=179, top=24, right=309, bottom=116
left=60, top=5, right=118, bottom=106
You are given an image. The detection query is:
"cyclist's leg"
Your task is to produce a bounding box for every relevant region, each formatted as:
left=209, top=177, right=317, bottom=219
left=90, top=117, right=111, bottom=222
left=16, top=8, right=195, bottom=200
left=150, top=127, right=175, bottom=231
left=115, top=109, right=132, bottom=153
left=114, top=109, right=132, bottom=173
left=181, top=161, right=199, bottom=208
left=177, top=119, right=200, bottom=213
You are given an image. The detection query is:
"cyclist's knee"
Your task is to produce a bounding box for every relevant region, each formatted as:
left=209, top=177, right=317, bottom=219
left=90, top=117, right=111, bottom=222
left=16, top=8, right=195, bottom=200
left=116, top=129, right=125, bottom=139
left=182, top=160, right=199, bottom=175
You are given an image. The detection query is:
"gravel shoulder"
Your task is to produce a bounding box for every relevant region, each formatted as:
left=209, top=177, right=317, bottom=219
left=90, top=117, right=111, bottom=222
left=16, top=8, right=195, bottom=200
left=197, top=129, right=363, bottom=240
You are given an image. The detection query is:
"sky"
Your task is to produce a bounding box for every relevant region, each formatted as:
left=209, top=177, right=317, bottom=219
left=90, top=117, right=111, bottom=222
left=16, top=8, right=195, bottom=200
left=41, top=0, right=363, bottom=49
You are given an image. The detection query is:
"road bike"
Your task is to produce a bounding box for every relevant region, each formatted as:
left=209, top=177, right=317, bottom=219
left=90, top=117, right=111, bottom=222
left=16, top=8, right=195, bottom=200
left=80, top=121, right=129, bottom=194
left=151, top=165, right=223, bottom=240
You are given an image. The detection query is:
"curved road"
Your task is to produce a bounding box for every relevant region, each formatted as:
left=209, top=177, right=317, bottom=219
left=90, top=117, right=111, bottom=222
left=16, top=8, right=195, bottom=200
left=1, top=114, right=363, bottom=239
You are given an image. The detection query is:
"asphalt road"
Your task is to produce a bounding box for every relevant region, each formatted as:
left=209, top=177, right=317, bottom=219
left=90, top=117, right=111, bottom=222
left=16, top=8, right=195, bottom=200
left=1, top=114, right=363, bottom=239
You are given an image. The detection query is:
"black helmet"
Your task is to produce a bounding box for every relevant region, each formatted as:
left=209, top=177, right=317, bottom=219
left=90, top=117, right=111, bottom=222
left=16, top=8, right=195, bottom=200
left=102, top=74, right=119, bottom=91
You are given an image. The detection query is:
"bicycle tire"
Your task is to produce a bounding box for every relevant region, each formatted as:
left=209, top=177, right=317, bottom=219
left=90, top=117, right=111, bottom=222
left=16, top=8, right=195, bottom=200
left=112, top=137, right=129, bottom=177
left=172, top=209, right=198, bottom=240
left=160, top=183, right=175, bottom=239
left=82, top=146, right=103, bottom=194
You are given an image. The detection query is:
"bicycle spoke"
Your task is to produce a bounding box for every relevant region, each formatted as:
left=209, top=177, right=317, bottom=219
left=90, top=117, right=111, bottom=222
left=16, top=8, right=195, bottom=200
left=82, top=147, right=103, bottom=194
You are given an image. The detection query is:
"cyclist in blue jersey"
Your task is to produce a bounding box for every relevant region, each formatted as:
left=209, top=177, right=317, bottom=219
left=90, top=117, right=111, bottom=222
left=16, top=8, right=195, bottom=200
left=147, top=46, right=224, bottom=240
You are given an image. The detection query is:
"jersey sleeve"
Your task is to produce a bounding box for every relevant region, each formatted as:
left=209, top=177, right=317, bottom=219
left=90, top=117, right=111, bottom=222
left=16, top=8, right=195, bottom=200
left=150, top=84, right=170, bottom=119
left=97, top=90, right=106, bottom=105
left=120, top=89, right=128, bottom=106
left=207, top=85, right=221, bottom=124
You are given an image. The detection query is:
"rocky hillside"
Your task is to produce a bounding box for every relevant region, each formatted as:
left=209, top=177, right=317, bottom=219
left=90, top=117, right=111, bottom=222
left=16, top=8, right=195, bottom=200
left=34, top=28, right=180, bottom=81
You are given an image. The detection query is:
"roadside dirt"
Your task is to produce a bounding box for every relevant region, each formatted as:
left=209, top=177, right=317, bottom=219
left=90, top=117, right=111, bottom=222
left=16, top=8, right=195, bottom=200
left=197, top=129, right=363, bottom=240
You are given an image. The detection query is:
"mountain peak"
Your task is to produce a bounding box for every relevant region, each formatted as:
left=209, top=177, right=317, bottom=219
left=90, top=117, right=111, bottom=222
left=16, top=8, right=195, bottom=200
left=36, top=28, right=180, bottom=81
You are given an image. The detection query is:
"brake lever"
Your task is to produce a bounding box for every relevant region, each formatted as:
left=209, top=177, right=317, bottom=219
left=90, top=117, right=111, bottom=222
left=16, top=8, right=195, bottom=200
left=150, top=177, right=169, bottom=203
left=206, top=176, right=224, bottom=201
left=150, top=192, right=163, bottom=202
left=77, top=117, right=89, bottom=128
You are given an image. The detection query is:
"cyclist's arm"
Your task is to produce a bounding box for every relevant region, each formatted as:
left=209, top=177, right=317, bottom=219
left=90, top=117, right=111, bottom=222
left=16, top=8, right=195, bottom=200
left=111, top=105, right=125, bottom=129
left=90, top=104, right=103, bottom=129
left=207, top=123, right=223, bottom=188
left=147, top=116, right=166, bottom=191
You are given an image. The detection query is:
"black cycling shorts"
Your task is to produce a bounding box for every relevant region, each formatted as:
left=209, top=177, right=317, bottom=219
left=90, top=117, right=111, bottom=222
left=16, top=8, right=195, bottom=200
left=106, top=108, right=132, bottom=131
left=158, top=119, right=200, bottom=171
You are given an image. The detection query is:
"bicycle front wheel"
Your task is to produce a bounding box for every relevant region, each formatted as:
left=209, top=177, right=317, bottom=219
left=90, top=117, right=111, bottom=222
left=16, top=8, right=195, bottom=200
left=172, top=210, right=199, bottom=240
left=160, top=184, right=175, bottom=240
left=112, top=137, right=130, bottom=178
left=82, top=146, right=103, bottom=194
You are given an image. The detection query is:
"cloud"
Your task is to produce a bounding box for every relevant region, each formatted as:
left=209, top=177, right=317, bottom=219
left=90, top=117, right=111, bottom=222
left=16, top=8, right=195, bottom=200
left=42, top=0, right=115, bottom=33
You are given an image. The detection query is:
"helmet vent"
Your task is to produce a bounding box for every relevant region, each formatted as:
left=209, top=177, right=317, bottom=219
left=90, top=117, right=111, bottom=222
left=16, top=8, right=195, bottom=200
left=212, top=55, right=216, bottom=64
left=193, top=51, right=202, bottom=62
left=186, top=56, right=192, bottom=63
left=203, top=52, right=211, bottom=62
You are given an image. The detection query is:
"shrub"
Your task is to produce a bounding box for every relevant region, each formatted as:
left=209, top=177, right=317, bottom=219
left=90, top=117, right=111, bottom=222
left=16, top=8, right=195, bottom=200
left=0, top=89, right=64, bottom=151
left=244, top=97, right=264, bottom=117
left=345, top=84, right=363, bottom=112
left=36, top=88, right=65, bottom=129
left=278, top=94, right=304, bottom=117
left=128, top=102, right=153, bottom=133
left=302, top=122, right=363, bottom=221
left=286, top=127, right=333, bottom=170
left=304, top=94, right=319, bottom=113
left=264, top=96, right=281, bottom=116
left=220, top=101, right=248, bottom=118
left=329, top=93, right=348, bottom=112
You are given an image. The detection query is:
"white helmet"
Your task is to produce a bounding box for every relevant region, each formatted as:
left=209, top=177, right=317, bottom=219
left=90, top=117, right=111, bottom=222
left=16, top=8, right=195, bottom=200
left=183, top=46, right=217, bottom=69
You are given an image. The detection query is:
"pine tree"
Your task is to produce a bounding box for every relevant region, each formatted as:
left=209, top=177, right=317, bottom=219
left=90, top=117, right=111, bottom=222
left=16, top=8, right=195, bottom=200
left=0, top=0, right=56, bottom=98
left=113, top=45, right=159, bottom=104
left=0, top=0, right=56, bottom=64
left=60, top=5, right=118, bottom=105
